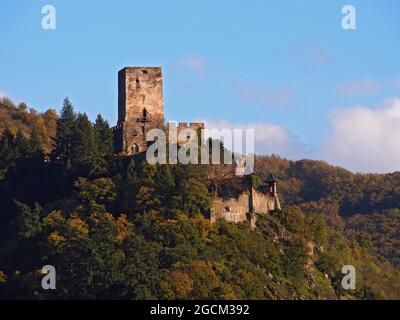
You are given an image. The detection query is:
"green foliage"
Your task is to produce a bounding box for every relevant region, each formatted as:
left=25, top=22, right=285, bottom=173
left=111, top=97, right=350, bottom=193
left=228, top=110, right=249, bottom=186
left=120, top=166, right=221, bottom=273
left=51, top=99, right=111, bottom=178
left=51, top=98, right=77, bottom=166
left=250, top=173, right=261, bottom=190
left=346, top=209, right=400, bottom=267
left=256, top=156, right=400, bottom=217
left=74, top=177, right=117, bottom=215
left=0, top=97, right=57, bottom=153
left=0, top=98, right=399, bottom=300
left=94, top=114, right=113, bottom=156
left=14, top=200, right=43, bottom=239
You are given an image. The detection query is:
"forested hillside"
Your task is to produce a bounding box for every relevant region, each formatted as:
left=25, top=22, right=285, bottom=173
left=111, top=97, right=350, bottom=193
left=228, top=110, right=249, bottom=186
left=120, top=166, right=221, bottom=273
left=0, top=98, right=56, bottom=153
left=0, top=97, right=399, bottom=299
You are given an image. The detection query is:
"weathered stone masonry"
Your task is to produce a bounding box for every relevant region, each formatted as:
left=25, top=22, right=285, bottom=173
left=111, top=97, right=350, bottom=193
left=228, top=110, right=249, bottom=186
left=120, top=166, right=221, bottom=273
left=210, top=173, right=281, bottom=229
left=114, top=67, right=165, bottom=155
left=113, top=66, right=281, bottom=228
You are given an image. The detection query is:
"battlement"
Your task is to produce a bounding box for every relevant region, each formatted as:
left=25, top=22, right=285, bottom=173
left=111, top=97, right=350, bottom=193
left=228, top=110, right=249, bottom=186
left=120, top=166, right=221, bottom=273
left=166, top=122, right=204, bottom=130
left=170, top=122, right=205, bottom=129
left=114, top=67, right=205, bottom=155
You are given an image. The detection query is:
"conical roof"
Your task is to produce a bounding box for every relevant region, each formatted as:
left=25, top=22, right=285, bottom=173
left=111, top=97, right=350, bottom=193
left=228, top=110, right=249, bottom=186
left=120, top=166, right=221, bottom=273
left=266, top=172, right=276, bottom=183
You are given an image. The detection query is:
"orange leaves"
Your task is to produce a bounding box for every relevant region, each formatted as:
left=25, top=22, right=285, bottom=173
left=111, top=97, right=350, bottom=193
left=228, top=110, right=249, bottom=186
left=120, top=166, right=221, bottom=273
left=167, top=270, right=194, bottom=298
left=116, top=214, right=134, bottom=244
left=48, top=231, right=66, bottom=247
left=68, top=216, right=89, bottom=236
left=43, top=210, right=65, bottom=227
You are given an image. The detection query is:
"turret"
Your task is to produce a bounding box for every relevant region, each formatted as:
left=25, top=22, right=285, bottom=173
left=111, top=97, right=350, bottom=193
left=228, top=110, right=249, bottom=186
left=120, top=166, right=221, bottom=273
left=266, top=172, right=277, bottom=196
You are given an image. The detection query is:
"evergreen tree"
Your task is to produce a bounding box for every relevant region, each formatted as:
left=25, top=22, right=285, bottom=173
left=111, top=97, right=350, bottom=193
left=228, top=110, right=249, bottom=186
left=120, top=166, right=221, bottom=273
left=155, top=165, right=175, bottom=207
left=14, top=200, right=43, bottom=239
left=27, top=132, right=43, bottom=157
left=0, top=128, right=15, bottom=180
left=71, top=113, right=107, bottom=177
left=51, top=97, right=77, bottom=167
left=71, top=113, right=96, bottom=162
left=94, top=114, right=114, bottom=155
left=14, top=129, right=30, bottom=158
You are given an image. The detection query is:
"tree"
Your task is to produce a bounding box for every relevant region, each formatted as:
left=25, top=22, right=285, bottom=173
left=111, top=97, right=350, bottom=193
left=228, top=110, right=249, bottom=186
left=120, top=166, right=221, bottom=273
left=155, top=165, right=175, bottom=206
left=94, top=114, right=114, bottom=155
left=51, top=97, right=76, bottom=167
left=27, top=132, right=43, bottom=157
left=0, top=128, right=16, bottom=180
left=70, top=113, right=96, bottom=172
left=74, top=177, right=117, bottom=215
left=14, top=200, right=43, bottom=239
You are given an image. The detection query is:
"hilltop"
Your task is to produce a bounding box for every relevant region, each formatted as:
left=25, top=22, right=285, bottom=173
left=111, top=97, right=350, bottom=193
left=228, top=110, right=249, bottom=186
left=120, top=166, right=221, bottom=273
left=0, top=97, right=399, bottom=299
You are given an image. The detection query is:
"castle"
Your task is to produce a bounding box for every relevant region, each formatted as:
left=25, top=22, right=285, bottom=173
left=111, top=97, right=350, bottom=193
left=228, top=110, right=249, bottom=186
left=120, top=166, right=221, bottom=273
left=211, top=173, right=281, bottom=229
left=113, top=66, right=281, bottom=227
left=113, top=67, right=204, bottom=155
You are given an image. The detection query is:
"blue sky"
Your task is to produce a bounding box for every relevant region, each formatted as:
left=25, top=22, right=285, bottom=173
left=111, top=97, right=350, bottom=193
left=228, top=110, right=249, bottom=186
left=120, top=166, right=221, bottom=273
left=1, top=1, right=400, bottom=172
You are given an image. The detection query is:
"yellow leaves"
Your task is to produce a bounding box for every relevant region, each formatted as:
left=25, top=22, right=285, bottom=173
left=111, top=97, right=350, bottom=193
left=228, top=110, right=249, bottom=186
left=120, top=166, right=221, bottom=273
left=116, top=214, right=134, bottom=244
left=48, top=231, right=66, bottom=247
left=43, top=210, right=65, bottom=227
left=44, top=211, right=89, bottom=248
left=43, top=204, right=133, bottom=252
left=187, top=260, right=220, bottom=297
left=67, top=216, right=89, bottom=236
left=190, top=214, right=212, bottom=235
left=168, top=270, right=194, bottom=298
left=75, top=177, right=117, bottom=205
left=176, top=213, right=189, bottom=222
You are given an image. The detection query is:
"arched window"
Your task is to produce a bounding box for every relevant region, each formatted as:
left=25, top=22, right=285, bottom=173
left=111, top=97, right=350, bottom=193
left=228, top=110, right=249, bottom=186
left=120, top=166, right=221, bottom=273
left=131, top=143, right=140, bottom=154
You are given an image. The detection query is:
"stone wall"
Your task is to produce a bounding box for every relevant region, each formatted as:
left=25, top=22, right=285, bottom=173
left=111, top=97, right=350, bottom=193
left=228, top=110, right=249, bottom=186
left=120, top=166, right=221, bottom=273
left=251, top=189, right=281, bottom=213
left=119, top=67, right=164, bottom=126
left=114, top=67, right=206, bottom=156
left=115, top=67, right=165, bottom=155
left=210, top=188, right=281, bottom=228
left=167, top=122, right=205, bottom=146
left=210, top=193, right=250, bottom=224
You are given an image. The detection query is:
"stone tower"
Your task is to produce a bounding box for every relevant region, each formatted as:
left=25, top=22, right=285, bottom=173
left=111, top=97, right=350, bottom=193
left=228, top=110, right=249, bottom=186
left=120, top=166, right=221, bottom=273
left=114, top=67, right=165, bottom=155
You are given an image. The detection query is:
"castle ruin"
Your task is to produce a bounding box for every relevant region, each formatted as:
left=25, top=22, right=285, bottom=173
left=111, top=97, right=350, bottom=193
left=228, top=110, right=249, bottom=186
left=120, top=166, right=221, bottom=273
left=210, top=173, right=281, bottom=229
left=113, top=66, right=204, bottom=155
left=113, top=66, right=281, bottom=228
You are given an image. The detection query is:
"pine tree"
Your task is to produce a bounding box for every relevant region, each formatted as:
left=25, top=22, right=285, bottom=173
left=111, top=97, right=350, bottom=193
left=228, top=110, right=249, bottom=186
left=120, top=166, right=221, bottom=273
left=51, top=97, right=76, bottom=166
left=155, top=165, right=175, bottom=206
left=14, top=200, right=43, bottom=239
left=27, top=132, right=43, bottom=156
left=14, top=129, right=30, bottom=159
left=0, top=129, right=15, bottom=180
left=70, top=113, right=98, bottom=175
left=94, top=114, right=114, bottom=155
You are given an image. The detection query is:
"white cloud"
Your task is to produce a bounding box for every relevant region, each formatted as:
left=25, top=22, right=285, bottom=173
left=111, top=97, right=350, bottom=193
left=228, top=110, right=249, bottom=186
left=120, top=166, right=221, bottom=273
left=337, top=79, right=382, bottom=96
left=0, top=90, right=6, bottom=98
left=202, top=119, right=307, bottom=160
left=318, top=98, right=400, bottom=173
left=173, top=57, right=207, bottom=76
left=201, top=98, right=400, bottom=174
left=166, top=57, right=209, bottom=93
left=392, top=77, right=400, bottom=90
